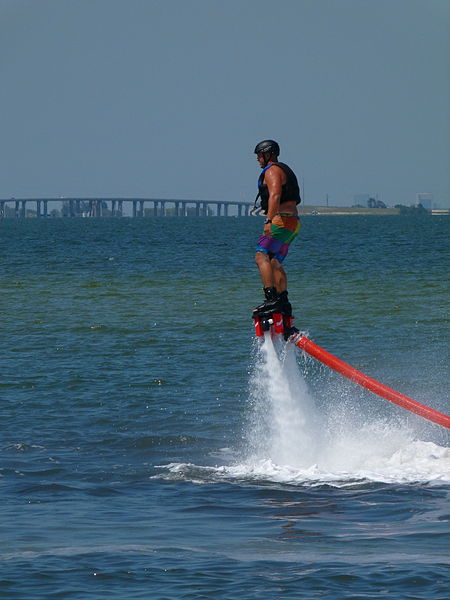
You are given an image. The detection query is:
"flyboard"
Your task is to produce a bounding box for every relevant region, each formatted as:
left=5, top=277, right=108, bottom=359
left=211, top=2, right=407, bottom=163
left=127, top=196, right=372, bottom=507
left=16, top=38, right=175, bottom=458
left=252, top=307, right=450, bottom=430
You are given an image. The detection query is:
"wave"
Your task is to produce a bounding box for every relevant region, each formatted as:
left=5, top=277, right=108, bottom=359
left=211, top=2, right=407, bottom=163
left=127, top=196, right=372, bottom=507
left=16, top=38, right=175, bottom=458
left=158, top=439, right=449, bottom=487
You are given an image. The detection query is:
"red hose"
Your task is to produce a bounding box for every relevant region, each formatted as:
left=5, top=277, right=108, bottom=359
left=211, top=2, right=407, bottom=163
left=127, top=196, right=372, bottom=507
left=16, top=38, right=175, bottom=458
left=293, top=335, right=450, bottom=430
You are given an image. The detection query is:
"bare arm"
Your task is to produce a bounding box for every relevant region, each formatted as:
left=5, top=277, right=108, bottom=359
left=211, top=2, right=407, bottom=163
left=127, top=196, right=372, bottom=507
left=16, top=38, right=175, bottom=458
left=263, top=166, right=284, bottom=236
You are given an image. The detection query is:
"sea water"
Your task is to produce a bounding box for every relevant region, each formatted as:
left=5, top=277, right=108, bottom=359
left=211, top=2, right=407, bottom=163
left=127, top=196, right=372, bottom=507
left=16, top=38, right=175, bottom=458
left=0, top=215, right=448, bottom=599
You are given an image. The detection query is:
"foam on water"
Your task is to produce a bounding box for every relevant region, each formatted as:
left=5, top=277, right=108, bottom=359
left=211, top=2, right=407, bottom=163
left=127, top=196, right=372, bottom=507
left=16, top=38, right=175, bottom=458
left=161, top=333, right=449, bottom=486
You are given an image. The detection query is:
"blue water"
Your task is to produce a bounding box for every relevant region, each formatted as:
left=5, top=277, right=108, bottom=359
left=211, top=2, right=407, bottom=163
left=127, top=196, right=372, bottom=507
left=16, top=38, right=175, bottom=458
left=1, top=215, right=449, bottom=599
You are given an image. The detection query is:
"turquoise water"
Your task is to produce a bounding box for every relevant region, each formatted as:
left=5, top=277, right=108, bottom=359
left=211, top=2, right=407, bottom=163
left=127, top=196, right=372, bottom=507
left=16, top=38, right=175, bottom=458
left=1, top=215, right=449, bottom=599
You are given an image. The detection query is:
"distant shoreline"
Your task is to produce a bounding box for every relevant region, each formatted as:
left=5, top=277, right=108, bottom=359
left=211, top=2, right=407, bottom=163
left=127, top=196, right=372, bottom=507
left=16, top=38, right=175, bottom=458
left=1, top=198, right=448, bottom=218
left=300, top=205, right=399, bottom=215
left=298, top=205, right=449, bottom=216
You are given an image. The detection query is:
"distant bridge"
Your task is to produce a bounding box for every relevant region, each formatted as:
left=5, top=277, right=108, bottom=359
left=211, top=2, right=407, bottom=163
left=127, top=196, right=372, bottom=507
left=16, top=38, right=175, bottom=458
left=0, top=198, right=255, bottom=218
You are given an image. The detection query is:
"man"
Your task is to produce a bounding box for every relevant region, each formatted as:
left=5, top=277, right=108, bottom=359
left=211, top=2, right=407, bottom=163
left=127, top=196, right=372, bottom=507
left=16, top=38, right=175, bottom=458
left=252, top=139, right=301, bottom=318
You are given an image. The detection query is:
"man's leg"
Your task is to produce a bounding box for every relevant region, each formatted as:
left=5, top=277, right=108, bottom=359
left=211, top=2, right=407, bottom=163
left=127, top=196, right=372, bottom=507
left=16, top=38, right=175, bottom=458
left=255, top=251, right=274, bottom=288
left=271, top=258, right=294, bottom=318
left=270, top=258, right=287, bottom=293
left=253, top=252, right=280, bottom=313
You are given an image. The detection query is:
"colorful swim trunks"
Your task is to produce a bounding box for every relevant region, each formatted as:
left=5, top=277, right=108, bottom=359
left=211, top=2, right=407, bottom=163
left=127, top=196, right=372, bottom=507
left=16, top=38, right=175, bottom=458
left=256, top=214, right=300, bottom=263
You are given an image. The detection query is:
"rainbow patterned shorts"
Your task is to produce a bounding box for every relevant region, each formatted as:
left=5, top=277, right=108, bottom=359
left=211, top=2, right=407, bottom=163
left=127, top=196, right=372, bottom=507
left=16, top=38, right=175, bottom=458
left=255, top=214, right=300, bottom=263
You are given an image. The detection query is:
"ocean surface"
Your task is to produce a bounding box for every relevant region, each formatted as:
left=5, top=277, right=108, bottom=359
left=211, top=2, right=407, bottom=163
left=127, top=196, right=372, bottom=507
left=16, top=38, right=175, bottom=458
left=1, top=214, right=449, bottom=600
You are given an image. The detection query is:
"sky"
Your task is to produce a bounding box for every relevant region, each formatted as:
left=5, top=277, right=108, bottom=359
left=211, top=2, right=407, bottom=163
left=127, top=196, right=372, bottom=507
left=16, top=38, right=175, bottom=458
left=1, top=0, right=449, bottom=207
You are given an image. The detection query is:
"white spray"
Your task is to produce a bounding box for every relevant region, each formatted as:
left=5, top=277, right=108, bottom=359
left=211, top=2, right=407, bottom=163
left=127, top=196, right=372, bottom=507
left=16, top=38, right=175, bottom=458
left=162, top=333, right=450, bottom=485
left=245, top=333, right=318, bottom=468
left=240, top=333, right=450, bottom=485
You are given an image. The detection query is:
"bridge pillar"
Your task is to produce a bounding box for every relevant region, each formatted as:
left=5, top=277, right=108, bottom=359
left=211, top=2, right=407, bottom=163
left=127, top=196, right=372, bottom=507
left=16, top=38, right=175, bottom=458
left=118, top=200, right=123, bottom=216
left=161, top=201, right=166, bottom=216
left=139, top=200, right=144, bottom=216
left=153, top=201, right=158, bottom=217
left=174, top=201, right=180, bottom=216
left=224, top=203, right=228, bottom=217
left=132, top=200, right=137, bottom=217
left=43, top=200, right=48, bottom=217
left=111, top=200, right=116, bottom=216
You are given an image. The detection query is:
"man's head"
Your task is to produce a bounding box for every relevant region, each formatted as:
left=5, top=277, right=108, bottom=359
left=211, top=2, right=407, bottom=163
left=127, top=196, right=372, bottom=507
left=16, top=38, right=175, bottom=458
left=254, top=139, right=280, bottom=168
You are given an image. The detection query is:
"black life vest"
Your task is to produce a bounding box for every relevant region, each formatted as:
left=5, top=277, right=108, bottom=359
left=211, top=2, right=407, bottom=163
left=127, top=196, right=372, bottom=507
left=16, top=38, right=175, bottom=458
left=257, top=162, right=301, bottom=214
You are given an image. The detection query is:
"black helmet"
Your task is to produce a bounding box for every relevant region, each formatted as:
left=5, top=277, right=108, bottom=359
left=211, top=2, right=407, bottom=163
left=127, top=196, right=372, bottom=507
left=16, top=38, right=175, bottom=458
left=254, top=139, right=280, bottom=156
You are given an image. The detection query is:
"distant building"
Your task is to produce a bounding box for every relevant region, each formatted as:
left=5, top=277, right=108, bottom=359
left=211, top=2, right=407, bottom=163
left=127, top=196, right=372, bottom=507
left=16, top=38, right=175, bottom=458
left=416, top=193, right=433, bottom=210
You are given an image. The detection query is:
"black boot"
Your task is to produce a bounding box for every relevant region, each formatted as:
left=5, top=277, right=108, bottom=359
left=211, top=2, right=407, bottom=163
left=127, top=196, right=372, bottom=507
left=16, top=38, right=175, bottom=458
left=253, top=287, right=282, bottom=316
left=278, top=290, right=292, bottom=317
left=279, top=290, right=299, bottom=339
